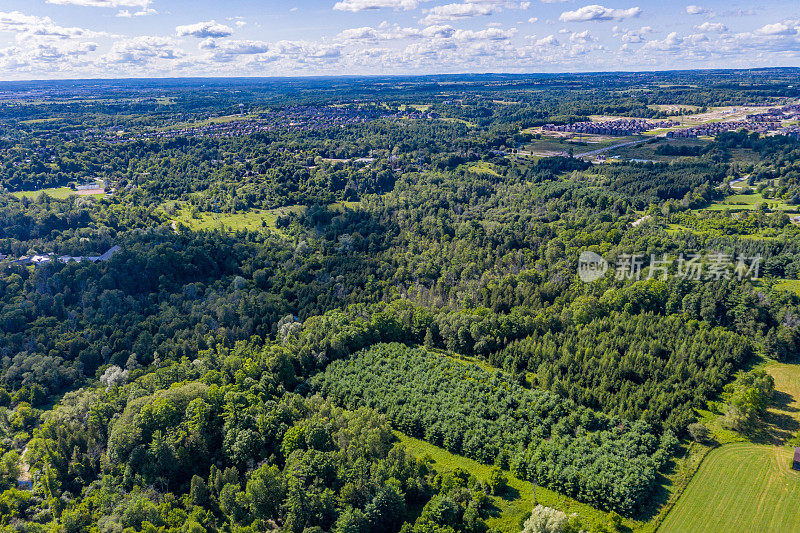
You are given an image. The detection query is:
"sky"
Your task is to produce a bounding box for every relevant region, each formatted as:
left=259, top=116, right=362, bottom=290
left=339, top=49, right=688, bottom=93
left=0, top=1, right=798, bottom=80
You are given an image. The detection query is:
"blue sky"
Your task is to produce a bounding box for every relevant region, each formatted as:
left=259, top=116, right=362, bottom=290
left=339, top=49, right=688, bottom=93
left=0, top=1, right=798, bottom=79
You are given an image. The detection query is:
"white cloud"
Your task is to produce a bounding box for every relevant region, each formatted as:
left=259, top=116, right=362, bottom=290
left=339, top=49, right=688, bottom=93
left=559, top=5, right=641, bottom=23
left=685, top=5, right=709, bottom=15
left=199, top=38, right=345, bottom=66
left=420, top=1, right=530, bottom=25
left=333, top=0, right=420, bottom=12
left=721, top=28, right=800, bottom=54
left=116, top=8, right=157, bottom=17
left=105, top=36, right=183, bottom=64
left=534, top=34, right=559, bottom=46
left=0, top=0, right=796, bottom=79
left=47, top=0, right=151, bottom=7
left=202, top=39, right=271, bottom=55
left=452, top=27, right=517, bottom=40
left=422, top=25, right=457, bottom=38
left=421, top=3, right=495, bottom=24
left=336, top=23, right=455, bottom=42
left=176, top=20, right=234, bottom=39
left=569, top=29, right=596, bottom=43
left=725, top=8, right=757, bottom=17
left=695, top=22, right=727, bottom=33
left=337, top=26, right=383, bottom=41
left=754, top=20, right=799, bottom=36
left=0, top=10, right=109, bottom=40
left=618, top=25, right=654, bottom=42
left=641, top=31, right=684, bottom=51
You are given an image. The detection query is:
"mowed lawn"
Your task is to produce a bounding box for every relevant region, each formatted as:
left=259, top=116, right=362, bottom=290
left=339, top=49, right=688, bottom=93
left=662, top=361, right=800, bottom=532
left=660, top=444, right=800, bottom=533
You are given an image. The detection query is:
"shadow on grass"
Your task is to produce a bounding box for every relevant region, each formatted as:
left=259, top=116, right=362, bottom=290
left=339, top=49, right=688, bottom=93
left=634, top=470, right=672, bottom=523
left=494, top=485, right=521, bottom=502
left=484, top=500, right=502, bottom=519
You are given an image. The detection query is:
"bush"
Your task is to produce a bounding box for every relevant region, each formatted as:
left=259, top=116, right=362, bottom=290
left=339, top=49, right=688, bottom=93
left=487, top=467, right=508, bottom=495
left=687, top=422, right=711, bottom=443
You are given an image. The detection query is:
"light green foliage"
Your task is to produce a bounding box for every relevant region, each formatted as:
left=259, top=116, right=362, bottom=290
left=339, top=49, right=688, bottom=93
left=521, top=505, right=568, bottom=533
left=721, top=370, right=775, bottom=433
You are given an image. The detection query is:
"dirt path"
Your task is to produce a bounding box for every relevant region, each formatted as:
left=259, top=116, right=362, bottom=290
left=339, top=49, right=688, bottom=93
left=17, top=444, right=31, bottom=489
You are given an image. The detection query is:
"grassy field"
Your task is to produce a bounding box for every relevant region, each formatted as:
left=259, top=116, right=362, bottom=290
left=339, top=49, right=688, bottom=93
left=467, top=162, right=502, bottom=176
left=171, top=201, right=369, bottom=236
left=701, top=192, right=799, bottom=213
left=523, top=136, right=630, bottom=156
left=158, top=113, right=258, bottom=132
left=396, top=433, right=630, bottom=533
left=172, top=205, right=305, bottom=235
left=606, top=138, right=708, bottom=162
left=659, top=443, right=800, bottom=533
left=764, top=361, right=800, bottom=444
left=774, top=279, right=800, bottom=296
left=661, top=360, right=800, bottom=532
left=10, top=187, right=104, bottom=199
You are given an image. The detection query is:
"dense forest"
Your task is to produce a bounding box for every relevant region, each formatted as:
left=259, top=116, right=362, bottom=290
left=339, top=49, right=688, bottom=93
left=0, top=71, right=798, bottom=532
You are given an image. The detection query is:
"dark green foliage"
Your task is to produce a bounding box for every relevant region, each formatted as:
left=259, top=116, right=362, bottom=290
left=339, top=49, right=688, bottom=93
left=1, top=72, right=799, bottom=530
left=314, top=343, right=677, bottom=514
left=498, top=311, right=752, bottom=432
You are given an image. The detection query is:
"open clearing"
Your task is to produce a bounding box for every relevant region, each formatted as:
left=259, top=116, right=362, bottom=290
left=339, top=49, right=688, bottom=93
left=172, top=205, right=305, bottom=235
left=396, top=433, right=637, bottom=533
left=662, top=361, right=800, bottom=532
left=467, top=161, right=502, bottom=176
left=701, top=192, right=799, bottom=213
left=11, top=187, right=105, bottom=199
left=659, top=443, right=800, bottom=533
left=763, top=361, right=800, bottom=444
left=523, top=135, right=647, bottom=158
left=775, top=279, right=800, bottom=296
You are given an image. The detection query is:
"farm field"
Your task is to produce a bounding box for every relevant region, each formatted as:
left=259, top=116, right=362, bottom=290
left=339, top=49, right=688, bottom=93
left=647, top=104, right=703, bottom=113
left=659, top=443, right=800, bottom=533
left=662, top=361, right=800, bottom=532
